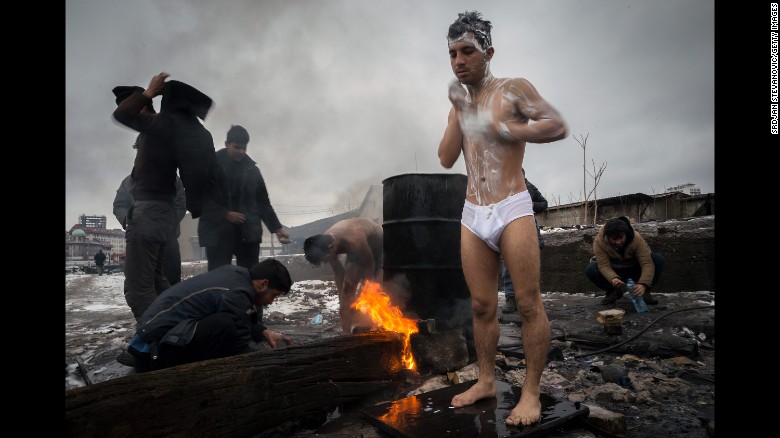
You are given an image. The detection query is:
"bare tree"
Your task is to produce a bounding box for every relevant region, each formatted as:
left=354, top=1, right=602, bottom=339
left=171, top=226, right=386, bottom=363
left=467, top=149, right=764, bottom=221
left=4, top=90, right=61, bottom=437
left=574, top=133, right=607, bottom=225
left=588, top=158, right=607, bottom=224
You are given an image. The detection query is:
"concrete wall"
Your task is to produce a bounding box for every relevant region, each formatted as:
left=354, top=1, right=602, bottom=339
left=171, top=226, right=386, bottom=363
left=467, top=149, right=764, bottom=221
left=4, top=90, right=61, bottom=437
left=178, top=213, right=199, bottom=262
left=539, top=215, right=715, bottom=294
left=181, top=254, right=336, bottom=282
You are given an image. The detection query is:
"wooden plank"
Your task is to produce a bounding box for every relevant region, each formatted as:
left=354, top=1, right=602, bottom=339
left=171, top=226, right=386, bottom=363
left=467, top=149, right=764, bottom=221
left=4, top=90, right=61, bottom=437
left=66, top=332, right=409, bottom=437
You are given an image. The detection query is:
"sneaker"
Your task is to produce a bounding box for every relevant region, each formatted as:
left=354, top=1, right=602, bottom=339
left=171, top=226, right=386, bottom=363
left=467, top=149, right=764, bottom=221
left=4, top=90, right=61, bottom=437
left=116, top=350, right=136, bottom=367
left=643, top=291, right=659, bottom=305
left=600, top=287, right=623, bottom=305
left=502, top=296, right=517, bottom=313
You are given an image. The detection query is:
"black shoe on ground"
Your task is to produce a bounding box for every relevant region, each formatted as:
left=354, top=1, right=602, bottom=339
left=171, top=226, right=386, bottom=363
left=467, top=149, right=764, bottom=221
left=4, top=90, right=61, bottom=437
left=643, top=291, right=659, bottom=305
left=502, top=296, right=517, bottom=313
left=116, top=350, right=136, bottom=367
left=600, top=287, right=623, bottom=305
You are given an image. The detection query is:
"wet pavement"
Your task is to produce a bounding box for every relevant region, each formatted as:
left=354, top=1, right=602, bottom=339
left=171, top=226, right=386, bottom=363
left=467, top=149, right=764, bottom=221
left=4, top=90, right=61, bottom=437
left=363, top=380, right=589, bottom=437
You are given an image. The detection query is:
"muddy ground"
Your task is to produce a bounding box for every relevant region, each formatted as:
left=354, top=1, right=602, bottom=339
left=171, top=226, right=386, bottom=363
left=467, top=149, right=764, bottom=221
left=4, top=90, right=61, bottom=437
left=65, top=272, right=714, bottom=437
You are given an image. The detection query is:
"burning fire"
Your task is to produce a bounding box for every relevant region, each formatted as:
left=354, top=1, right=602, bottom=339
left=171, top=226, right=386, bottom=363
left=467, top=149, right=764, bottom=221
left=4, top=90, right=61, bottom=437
left=378, top=396, right=421, bottom=426
left=352, top=280, right=419, bottom=370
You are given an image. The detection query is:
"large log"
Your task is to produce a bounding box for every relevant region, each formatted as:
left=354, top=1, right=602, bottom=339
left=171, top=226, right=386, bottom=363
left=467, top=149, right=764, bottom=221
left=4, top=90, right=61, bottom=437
left=65, top=331, right=409, bottom=437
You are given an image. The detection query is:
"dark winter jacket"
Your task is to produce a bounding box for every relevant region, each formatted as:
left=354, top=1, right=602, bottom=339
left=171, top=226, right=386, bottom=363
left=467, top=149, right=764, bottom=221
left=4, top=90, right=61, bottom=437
left=526, top=178, right=548, bottom=248
left=197, top=148, right=283, bottom=246
left=112, top=81, right=216, bottom=218
left=526, top=179, right=548, bottom=214
left=134, top=265, right=265, bottom=354
left=592, top=216, right=655, bottom=288
left=94, top=251, right=106, bottom=266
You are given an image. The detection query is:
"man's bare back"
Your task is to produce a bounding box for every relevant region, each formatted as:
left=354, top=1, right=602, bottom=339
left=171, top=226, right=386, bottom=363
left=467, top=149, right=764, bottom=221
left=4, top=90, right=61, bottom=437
left=325, top=218, right=383, bottom=268
left=315, top=217, right=383, bottom=333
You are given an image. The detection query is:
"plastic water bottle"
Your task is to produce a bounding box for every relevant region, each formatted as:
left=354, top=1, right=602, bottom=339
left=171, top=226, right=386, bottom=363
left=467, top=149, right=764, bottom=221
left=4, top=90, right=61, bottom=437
left=625, top=278, right=648, bottom=313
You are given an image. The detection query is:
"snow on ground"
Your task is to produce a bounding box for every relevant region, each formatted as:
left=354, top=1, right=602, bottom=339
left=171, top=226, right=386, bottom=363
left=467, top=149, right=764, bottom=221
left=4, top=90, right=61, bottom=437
left=65, top=273, right=339, bottom=316
left=65, top=271, right=343, bottom=390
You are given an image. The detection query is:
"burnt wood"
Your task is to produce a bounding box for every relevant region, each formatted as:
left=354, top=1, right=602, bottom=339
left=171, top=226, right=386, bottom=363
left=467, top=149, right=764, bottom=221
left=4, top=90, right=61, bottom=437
left=410, top=330, right=469, bottom=374
left=65, top=332, right=409, bottom=437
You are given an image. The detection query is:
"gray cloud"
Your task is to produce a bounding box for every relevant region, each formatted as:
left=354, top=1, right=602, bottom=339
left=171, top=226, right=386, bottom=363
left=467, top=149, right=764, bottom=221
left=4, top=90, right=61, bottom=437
left=66, top=0, right=714, bottom=230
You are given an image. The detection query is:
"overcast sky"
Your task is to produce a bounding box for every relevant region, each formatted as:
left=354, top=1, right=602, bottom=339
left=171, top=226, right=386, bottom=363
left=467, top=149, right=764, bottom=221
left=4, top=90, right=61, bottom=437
left=65, top=0, right=714, bottom=231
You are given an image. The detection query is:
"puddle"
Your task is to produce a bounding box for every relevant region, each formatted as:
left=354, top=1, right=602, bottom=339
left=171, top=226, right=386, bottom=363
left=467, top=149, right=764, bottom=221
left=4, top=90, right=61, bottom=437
left=362, top=380, right=588, bottom=437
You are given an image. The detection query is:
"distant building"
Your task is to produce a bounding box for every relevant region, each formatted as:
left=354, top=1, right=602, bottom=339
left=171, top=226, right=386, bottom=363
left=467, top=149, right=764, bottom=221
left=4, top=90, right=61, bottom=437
left=79, top=214, right=107, bottom=229
left=537, top=191, right=714, bottom=228
left=66, top=225, right=125, bottom=263
left=665, top=183, right=701, bottom=196
left=66, top=228, right=110, bottom=262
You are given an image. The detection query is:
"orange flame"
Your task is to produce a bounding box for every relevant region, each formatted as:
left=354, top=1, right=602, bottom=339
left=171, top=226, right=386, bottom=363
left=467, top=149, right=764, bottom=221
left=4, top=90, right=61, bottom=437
left=352, top=280, right=419, bottom=370
left=378, top=396, right=422, bottom=426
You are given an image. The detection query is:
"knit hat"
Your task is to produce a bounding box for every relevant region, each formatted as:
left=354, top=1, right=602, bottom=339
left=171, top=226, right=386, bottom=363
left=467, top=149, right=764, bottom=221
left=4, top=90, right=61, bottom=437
left=226, top=125, right=250, bottom=144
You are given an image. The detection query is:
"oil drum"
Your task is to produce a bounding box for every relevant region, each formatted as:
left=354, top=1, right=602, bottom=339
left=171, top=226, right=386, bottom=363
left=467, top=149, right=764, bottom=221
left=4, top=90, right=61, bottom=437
left=381, top=173, right=473, bottom=345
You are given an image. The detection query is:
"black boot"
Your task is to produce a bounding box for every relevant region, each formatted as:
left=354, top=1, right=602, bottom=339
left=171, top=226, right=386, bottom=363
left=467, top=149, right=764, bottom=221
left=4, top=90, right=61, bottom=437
left=600, top=286, right=623, bottom=305
left=643, top=291, right=659, bottom=305
left=115, top=350, right=136, bottom=367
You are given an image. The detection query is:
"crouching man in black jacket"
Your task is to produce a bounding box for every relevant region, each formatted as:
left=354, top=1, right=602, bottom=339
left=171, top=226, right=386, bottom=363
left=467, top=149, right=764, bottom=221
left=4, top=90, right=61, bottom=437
left=127, top=259, right=293, bottom=373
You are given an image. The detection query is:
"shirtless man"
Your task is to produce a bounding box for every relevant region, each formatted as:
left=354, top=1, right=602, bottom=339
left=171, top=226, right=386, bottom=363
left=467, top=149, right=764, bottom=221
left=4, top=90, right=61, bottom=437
left=303, top=217, right=383, bottom=334
left=438, top=11, right=567, bottom=427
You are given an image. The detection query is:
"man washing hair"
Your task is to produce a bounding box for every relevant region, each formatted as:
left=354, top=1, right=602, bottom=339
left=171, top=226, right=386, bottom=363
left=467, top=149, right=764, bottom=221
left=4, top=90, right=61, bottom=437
left=438, top=11, right=567, bottom=426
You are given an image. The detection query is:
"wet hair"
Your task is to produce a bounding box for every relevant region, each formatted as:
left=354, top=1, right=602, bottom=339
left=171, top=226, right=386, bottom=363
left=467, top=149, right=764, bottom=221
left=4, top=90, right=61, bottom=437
left=249, top=259, right=293, bottom=294
left=303, top=234, right=335, bottom=266
left=447, top=10, right=493, bottom=51
left=603, top=217, right=632, bottom=239
left=226, top=124, right=250, bottom=144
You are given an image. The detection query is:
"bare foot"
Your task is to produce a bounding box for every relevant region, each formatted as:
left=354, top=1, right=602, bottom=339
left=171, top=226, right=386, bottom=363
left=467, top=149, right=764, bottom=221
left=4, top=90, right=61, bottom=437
left=505, top=392, right=542, bottom=426
left=450, top=381, right=496, bottom=408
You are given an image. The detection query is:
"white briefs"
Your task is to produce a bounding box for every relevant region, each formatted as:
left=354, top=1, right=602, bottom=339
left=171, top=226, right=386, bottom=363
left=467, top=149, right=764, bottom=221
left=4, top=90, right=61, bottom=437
left=461, top=191, right=534, bottom=252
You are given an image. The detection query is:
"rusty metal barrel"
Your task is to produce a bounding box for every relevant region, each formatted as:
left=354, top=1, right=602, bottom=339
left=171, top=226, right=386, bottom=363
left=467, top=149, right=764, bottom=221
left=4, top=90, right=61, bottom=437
left=381, top=173, right=473, bottom=347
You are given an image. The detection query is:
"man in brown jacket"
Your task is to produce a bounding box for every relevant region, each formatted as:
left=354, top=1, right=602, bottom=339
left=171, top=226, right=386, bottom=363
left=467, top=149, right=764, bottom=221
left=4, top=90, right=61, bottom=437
left=585, top=216, right=665, bottom=305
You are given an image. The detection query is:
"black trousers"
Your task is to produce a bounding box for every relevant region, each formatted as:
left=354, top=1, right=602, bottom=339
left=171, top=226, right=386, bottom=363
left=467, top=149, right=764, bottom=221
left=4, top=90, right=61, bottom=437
left=584, top=252, right=666, bottom=292
left=133, top=312, right=241, bottom=373
left=124, top=200, right=174, bottom=320
left=163, top=234, right=182, bottom=285
left=205, top=224, right=260, bottom=271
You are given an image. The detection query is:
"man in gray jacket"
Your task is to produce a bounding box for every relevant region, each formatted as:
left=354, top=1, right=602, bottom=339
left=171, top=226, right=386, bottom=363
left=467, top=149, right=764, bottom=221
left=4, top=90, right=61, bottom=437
left=113, top=171, right=187, bottom=284
left=128, top=258, right=293, bottom=372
